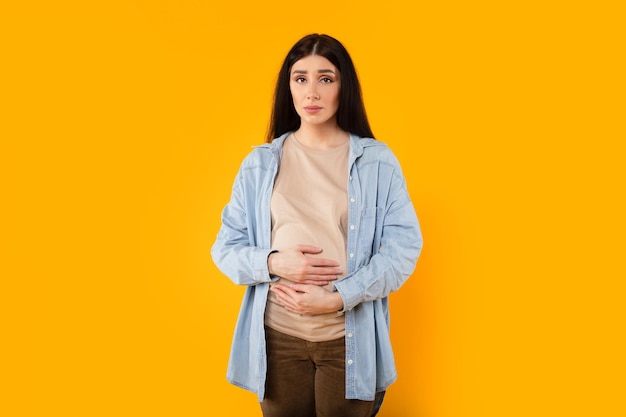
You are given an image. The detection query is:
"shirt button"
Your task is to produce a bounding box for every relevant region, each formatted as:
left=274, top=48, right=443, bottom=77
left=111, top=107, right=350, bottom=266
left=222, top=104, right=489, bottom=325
left=347, top=333, right=353, bottom=338
left=349, top=225, right=355, bottom=230
left=349, top=253, right=354, bottom=258
left=349, top=176, right=353, bottom=181
left=348, top=359, right=353, bottom=365
left=350, top=197, right=355, bottom=203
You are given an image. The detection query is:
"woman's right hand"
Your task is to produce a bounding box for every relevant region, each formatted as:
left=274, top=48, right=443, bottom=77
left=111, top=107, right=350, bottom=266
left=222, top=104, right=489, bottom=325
left=267, top=245, right=342, bottom=286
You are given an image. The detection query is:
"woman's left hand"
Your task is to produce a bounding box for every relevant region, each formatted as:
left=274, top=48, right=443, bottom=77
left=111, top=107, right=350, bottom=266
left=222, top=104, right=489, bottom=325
left=270, top=283, right=344, bottom=316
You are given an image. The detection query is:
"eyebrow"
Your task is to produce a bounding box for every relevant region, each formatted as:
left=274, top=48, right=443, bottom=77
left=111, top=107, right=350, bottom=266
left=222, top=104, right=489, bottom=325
left=292, top=69, right=336, bottom=75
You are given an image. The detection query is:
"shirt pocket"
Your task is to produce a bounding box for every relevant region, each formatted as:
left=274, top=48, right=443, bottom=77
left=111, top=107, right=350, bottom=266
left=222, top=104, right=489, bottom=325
left=359, top=207, right=382, bottom=258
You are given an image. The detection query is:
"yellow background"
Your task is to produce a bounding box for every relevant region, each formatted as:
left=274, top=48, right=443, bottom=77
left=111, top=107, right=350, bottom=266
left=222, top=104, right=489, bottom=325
left=2, top=1, right=624, bottom=416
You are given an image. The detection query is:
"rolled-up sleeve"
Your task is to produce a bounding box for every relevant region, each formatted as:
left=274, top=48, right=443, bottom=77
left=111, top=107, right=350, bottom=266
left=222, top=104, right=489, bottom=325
left=211, top=162, right=277, bottom=286
left=334, top=158, right=423, bottom=311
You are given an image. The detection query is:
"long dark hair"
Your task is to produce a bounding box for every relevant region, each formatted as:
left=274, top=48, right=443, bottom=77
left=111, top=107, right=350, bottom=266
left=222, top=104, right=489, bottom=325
left=266, top=34, right=375, bottom=142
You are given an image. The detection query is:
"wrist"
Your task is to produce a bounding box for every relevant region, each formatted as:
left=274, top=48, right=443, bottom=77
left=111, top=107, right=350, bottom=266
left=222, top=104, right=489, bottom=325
left=330, top=292, right=344, bottom=312
left=267, top=250, right=278, bottom=275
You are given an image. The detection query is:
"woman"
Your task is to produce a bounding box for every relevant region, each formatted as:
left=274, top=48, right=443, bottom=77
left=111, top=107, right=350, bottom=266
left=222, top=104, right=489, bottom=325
left=211, top=33, right=423, bottom=417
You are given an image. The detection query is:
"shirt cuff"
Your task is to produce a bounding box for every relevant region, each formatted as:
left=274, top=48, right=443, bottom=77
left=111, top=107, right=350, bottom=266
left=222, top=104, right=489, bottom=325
left=254, top=248, right=279, bottom=283
left=333, top=279, right=362, bottom=312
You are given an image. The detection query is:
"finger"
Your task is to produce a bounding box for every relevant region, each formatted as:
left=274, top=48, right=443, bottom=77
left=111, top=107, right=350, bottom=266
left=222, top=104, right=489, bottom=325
left=304, top=272, right=339, bottom=281
left=272, top=284, right=300, bottom=297
left=302, top=266, right=341, bottom=276
left=303, top=280, right=329, bottom=286
left=271, top=287, right=295, bottom=307
left=308, top=258, right=341, bottom=267
left=287, top=283, right=311, bottom=293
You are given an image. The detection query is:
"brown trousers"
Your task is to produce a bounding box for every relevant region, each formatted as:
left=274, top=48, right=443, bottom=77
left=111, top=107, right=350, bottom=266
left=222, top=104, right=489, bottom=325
left=261, top=326, right=377, bottom=417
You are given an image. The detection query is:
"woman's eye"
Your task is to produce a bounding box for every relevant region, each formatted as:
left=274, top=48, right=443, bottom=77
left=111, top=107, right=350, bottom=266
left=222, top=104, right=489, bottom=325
left=295, top=77, right=307, bottom=83
left=320, top=77, right=333, bottom=83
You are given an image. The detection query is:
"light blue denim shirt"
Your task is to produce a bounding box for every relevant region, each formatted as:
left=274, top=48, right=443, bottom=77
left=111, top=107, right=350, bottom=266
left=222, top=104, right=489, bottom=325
left=211, top=132, right=423, bottom=401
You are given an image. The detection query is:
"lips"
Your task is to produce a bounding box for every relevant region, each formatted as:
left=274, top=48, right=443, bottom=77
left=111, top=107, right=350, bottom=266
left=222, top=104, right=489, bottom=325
left=304, top=106, right=322, bottom=113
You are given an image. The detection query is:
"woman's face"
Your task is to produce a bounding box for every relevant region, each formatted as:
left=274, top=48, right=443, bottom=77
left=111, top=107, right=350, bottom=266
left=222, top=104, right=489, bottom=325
left=289, top=55, right=341, bottom=128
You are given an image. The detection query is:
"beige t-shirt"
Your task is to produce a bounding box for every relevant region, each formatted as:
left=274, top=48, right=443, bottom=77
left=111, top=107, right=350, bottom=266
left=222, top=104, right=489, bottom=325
left=265, top=134, right=349, bottom=342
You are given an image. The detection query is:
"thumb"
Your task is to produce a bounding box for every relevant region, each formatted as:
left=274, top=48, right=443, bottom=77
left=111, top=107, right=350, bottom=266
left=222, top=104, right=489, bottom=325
left=295, top=244, right=323, bottom=255
left=288, top=283, right=309, bottom=293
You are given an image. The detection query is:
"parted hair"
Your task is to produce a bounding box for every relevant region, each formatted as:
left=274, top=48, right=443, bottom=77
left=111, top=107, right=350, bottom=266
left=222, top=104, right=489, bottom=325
left=266, top=34, right=375, bottom=142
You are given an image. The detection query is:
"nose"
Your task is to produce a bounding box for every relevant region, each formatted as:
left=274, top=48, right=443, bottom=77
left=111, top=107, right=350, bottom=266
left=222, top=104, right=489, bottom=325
left=307, top=84, right=319, bottom=100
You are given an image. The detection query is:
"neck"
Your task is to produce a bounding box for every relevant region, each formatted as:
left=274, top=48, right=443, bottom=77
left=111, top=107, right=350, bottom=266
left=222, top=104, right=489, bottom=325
left=294, top=123, right=348, bottom=150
